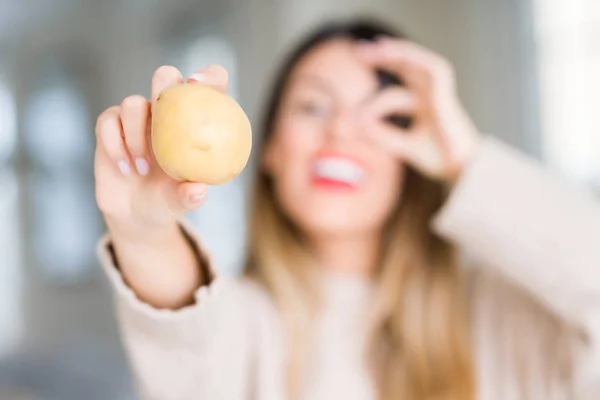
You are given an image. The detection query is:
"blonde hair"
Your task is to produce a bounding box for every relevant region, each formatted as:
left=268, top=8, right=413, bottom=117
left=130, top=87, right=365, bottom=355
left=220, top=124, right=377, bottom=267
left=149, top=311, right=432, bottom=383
left=243, top=19, right=475, bottom=400
left=245, top=164, right=475, bottom=400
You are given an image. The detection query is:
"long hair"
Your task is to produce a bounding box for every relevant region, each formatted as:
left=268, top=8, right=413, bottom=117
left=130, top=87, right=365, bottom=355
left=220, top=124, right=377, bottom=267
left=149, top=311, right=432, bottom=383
left=244, top=18, right=475, bottom=400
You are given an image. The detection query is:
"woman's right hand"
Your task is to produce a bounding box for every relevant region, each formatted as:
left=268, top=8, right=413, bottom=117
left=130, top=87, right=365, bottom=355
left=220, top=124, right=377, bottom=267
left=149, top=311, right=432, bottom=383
left=95, top=65, right=229, bottom=235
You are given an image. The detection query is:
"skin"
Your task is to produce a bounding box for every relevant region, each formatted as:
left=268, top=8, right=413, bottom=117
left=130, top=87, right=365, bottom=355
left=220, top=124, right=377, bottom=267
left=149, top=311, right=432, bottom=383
left=94, top=37, right=480, bottom=309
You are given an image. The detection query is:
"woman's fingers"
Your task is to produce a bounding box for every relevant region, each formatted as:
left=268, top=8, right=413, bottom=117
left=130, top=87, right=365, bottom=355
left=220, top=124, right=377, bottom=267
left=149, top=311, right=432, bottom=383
left=151, top=64, right=229, bottom=107
left=187, top=64, right=230, bottom=93
left=164, top=182, right=209, bottom=215
left=151, top=66, right=184, bottom=109
left=362, top=94, right=437, bottom=173
left=363, top=115, right=415, bottom=158
left=365, top=120, right=443, bottom=178
left=356, top=38, right=455, bottom=94
left=179, top=182, right=209, bottom=210
left=120, top=95, right=151, bottom=175
left=96, top=106, right=131, bottom=176
left=361, top=87, right=418, bottom=123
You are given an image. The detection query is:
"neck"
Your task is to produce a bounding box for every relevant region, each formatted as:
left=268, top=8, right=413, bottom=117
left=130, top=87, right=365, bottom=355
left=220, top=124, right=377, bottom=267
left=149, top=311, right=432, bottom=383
left=310, top=231, right=381, bottom=276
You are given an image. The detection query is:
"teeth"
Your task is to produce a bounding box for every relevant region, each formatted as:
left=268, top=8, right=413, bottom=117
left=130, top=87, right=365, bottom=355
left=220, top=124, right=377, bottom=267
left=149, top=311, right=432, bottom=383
left=314, top=158, right=364, bottom=185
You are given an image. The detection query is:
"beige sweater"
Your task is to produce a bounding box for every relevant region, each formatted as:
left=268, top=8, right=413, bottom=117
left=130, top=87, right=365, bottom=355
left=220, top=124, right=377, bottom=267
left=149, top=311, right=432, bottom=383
left=98, top=138, right=600, bottom=400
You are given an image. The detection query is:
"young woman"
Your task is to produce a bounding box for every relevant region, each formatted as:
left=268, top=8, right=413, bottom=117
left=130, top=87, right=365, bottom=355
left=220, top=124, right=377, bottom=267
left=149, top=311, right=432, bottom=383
left=94, top=20, right=600, bottom=400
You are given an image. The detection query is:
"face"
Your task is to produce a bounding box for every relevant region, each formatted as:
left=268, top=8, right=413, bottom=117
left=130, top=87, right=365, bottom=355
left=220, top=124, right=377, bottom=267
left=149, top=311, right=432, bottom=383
left=263, top=38, right=404, bottom=238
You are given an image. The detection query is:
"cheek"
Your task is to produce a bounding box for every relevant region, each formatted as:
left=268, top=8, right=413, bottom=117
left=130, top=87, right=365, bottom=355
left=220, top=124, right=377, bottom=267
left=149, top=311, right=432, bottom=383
left=269, top=118, right=323, bottom=203
left=266, top=118, right=404, bottom=236
left=276, top=117, right=325, bottom=151
left=367, top=157, right=405, bottom=222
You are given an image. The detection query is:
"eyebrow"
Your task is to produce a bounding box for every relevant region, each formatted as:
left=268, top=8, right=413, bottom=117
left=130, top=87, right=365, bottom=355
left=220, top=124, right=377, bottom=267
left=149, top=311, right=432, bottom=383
left=288, top=72, right=385, bottom=108
left=288, top=74, right=336, bottom=99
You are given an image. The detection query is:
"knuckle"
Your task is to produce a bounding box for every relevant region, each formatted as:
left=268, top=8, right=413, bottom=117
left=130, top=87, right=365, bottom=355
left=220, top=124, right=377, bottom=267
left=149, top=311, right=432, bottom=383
left=95, top=191, right=111, bottom=215
left=125, top=138, right=144, bottom=156
left=96, top=106, right=120, bottom=134
left=121, top=95, right=147, bottom=111
left=95, top=192, right=123, bottom=220
left=437, top=57, right=454, bottom=76
left=430, top=58, right=455, bottom=88
left=98, top=106, right=119, bottom=122
left=154, top=64, right=176, bottom=75
left=153, top=65, right=180, bottom=81
left=208, top=64, right=228, bottom=78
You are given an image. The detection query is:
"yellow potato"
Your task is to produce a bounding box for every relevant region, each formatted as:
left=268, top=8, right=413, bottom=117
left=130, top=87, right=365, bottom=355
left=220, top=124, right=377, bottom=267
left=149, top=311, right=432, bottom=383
left=151, top=83, right=252, bottom=185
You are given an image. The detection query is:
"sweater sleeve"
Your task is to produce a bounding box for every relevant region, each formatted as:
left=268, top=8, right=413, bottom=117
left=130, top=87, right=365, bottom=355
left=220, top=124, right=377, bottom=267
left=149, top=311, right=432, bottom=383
left=97, top=220, right=253, bottom=400
left=432, top=136, right=600, bottom=395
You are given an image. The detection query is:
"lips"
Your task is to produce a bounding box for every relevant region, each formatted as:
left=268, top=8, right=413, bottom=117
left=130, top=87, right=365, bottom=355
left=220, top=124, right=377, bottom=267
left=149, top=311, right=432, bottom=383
left=312, top=156, right=366, bottom=190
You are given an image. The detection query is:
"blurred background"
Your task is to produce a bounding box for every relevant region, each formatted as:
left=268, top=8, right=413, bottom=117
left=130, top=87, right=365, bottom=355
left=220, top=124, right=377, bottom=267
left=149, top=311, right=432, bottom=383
left=0, top=0, right=598, bottom=398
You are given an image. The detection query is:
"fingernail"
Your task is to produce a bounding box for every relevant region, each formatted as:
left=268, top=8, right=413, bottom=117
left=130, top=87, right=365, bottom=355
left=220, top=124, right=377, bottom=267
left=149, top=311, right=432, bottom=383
left=135, top=157, right=149, bottom=176
left=189, top=191, right=207, bottom=203
left=189, top=72, right=206, bottom=82
left=117, top=159, right=131, bottom=175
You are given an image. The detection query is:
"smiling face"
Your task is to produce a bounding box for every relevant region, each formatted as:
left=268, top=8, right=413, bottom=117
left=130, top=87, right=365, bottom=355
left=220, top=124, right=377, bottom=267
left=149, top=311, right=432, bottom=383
left=262, top=38, right=405, bottom=238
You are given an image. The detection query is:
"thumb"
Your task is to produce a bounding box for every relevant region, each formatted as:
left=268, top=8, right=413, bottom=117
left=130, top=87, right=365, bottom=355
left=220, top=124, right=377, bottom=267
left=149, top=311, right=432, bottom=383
left=363, top=119, right=443, bottom=176
left=363, top=117, right=419, bottom=160
left=166, top=182, right=209, bottom=214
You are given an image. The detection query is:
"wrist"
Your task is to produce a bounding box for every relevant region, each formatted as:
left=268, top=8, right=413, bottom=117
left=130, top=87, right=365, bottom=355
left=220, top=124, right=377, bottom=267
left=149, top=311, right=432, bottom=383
left=446, top=134, right=481, bottom=187
left=105, top=217, right=181, bottom=245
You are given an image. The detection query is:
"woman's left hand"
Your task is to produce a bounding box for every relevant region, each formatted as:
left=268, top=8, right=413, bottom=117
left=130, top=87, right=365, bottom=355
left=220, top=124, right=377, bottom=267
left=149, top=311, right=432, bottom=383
left=357, top=37, right=481, bottom=183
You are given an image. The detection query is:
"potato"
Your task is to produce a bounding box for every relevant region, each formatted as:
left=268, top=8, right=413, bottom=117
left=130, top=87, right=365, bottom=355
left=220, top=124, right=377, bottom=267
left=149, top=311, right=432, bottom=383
left=151, top=83, right=252, bottom=185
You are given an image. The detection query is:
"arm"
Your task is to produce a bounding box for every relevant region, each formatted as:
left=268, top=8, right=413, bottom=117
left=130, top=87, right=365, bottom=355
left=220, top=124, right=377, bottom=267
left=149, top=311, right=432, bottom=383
left=355, top=38, right=600, bottom=393
left=432, top=137, right=600, bottom=394
left=94, top=65, right=253, bottom=400
left=98, top=221, right=253, bottom=400
left=106, top=219, right=209, bottom=310
left=432, top=137, right=600, bottom=330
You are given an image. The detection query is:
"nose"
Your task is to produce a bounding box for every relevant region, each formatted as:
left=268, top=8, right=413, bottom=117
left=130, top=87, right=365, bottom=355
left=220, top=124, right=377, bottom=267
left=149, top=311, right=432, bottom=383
left=325, top=109, right=360, bottom=144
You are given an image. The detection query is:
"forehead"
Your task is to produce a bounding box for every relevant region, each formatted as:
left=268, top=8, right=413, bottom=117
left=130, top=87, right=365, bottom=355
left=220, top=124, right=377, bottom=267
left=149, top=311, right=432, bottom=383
left=287, top=38, right=378, bottom=102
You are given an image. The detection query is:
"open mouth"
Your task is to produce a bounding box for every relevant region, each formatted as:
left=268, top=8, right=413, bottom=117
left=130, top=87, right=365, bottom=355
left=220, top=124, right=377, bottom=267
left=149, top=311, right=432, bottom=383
left=312, top=157, right=365, bottom=190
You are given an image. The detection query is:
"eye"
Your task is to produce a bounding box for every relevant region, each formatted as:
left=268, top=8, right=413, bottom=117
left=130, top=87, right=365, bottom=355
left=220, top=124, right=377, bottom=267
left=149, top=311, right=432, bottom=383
left=295, top=100, right=330, bottom=118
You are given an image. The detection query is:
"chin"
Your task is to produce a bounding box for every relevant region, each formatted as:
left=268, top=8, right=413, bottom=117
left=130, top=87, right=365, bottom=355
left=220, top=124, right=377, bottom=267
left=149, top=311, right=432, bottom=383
left=294, top=206, right=383, bottom=238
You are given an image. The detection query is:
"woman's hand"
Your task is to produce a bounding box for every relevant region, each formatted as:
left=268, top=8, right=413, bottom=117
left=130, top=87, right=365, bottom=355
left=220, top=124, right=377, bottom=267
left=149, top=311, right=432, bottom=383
left=95, top=65, right=229, bottom=235
left=357, top=37, right=481, bottom=183
left=95, top=65, right=230, bottom=308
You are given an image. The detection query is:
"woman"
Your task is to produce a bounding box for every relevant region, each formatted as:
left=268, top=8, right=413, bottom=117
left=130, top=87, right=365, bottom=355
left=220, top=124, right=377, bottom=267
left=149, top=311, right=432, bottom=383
left=94, top=19, right=600, bottom=399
